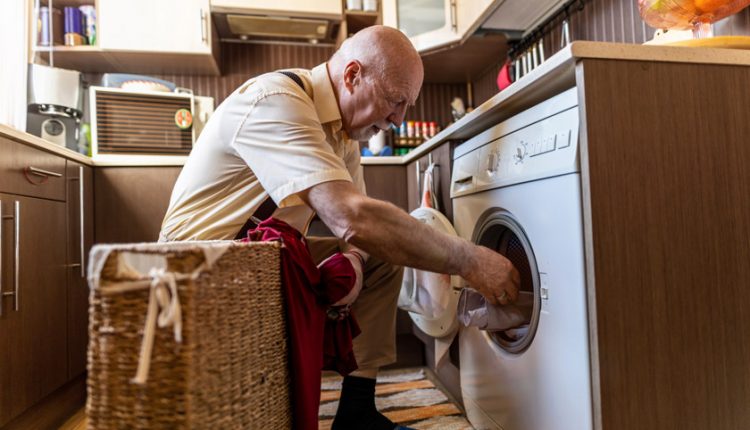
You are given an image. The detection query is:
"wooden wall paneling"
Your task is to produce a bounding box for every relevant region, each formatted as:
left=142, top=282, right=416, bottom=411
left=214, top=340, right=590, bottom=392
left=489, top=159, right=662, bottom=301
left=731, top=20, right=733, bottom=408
left=94, top=167, right=182, bottom=244
left=152, top=43, right=334, bottom=105
left=578, top=58, right=750, bottom=430
left=150, top=42, right=464, bottom=133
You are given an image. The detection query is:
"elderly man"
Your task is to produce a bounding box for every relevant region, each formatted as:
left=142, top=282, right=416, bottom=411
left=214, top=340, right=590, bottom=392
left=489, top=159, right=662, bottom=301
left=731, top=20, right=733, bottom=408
left=160, top=26, right=520, bottom=429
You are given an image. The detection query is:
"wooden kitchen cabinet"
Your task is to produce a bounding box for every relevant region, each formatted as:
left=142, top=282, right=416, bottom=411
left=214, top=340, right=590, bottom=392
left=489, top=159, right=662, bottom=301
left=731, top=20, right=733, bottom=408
left=0, top=136, right=91, bottom=427
left=94, top=166, right=182, bottom=244
left=381, top=0, right=496, bottom=53
left=65, top=162, right=94, bottom=379
left=99, top=0, right=212, bottom=54
left=362, top=165, right=408, bottom=211
left=0, top=193, right=67, bottom=427
left=31, top=0, right=220, bottom=75
left=406, top=142, right=455, bottom=221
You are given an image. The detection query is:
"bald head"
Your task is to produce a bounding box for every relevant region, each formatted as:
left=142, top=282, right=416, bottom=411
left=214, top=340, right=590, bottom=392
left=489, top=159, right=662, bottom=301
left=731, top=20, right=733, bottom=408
left=330, top=26, right=423, bottom=98
left=327, top=26, right=424, bottom=141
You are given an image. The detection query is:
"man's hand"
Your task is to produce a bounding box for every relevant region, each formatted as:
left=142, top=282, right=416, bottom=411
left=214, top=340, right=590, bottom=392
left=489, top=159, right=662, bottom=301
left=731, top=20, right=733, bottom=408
left=464, top=245, right=520, bottom=306
left=319, top=251, right=364, bottom=307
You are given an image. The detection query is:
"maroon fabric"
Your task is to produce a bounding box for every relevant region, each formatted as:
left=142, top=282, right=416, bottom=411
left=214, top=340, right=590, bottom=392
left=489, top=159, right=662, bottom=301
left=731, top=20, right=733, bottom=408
left=318, top=253, right=361, bottom=375
left=241, top=218, right=359, bottom=429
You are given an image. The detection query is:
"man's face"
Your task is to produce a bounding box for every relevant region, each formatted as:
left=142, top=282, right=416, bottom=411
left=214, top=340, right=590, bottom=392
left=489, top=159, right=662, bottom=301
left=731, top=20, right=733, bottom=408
left=340, top=62, right=422, bottom=142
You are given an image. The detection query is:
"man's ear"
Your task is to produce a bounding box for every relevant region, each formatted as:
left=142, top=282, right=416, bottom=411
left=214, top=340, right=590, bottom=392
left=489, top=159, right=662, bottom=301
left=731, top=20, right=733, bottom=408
left=343, top=60, right=362, bottom=94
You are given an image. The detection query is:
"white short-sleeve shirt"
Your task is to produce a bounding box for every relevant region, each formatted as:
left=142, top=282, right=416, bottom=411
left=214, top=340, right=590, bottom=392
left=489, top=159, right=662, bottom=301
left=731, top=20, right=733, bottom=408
left=159, top=63, right=366, bottom=241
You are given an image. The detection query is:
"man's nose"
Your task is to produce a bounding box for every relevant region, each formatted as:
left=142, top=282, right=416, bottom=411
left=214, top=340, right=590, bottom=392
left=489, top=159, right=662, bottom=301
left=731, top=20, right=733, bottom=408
left=388, top=105, right=408, bottom=127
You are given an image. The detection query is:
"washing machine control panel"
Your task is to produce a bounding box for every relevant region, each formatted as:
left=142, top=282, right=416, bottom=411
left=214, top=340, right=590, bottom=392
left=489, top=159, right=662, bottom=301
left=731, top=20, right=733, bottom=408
left=452, top=87, right=580, bottom=197
left=453, top=111, right=579, bottom=199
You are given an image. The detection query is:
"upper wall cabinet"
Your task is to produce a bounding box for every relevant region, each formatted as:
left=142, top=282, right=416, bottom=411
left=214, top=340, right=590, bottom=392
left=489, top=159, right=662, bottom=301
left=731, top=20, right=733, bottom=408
left=480, top=0, right=567, bottom=34
left=210, top=0, right=342, bottom=19
left=210, top=0, right=343, bottom=45
left=382, top=0, right=497, bottom=53
left=99, top=0, right=212, bottom=54
left=30, top=0, right=220, bottom=75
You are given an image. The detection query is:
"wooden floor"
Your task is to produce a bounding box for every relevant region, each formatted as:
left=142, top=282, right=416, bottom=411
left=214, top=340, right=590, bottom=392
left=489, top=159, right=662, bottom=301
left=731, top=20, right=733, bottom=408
left=58, top=368, right=472, bottom=429
left=58, top=408, right=86, bottom=430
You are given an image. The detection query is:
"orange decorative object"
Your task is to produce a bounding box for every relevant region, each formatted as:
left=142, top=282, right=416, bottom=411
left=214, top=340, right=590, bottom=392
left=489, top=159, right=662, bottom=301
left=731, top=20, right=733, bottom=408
left=639, top=0, right=750, bottom=30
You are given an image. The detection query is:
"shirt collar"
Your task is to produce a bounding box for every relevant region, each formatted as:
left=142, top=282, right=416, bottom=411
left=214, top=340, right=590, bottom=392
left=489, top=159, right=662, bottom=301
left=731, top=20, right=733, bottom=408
left=311, top=63, right=343, bottom=132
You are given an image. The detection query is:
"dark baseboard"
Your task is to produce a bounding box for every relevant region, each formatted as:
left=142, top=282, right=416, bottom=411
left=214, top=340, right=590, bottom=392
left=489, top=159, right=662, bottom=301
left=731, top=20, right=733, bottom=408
left=4, top=375, right=86, bottom=430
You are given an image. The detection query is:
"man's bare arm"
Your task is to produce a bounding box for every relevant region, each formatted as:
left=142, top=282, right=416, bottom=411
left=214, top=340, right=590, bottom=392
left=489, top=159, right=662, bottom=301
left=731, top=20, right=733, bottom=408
left=299, top=180, right=519, bottom=304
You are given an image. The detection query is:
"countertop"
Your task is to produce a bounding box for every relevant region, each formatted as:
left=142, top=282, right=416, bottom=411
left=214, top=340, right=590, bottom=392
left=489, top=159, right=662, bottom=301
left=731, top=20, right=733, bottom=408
left=5, top=41, right=750, bottom=168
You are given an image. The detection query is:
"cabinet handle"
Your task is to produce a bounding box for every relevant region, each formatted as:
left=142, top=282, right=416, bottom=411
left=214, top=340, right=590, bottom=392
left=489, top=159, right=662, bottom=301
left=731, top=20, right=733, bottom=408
left=27, top=166, right=63, bottom=178
left=449, top=0, right=457, bottom=32
left=0, top=201, right=21, bottom=314
left=13, top=201, right=19, bottom=312
left=79, top=166, right=85, bottom=278
left=200, top=9, right=208, bottom=44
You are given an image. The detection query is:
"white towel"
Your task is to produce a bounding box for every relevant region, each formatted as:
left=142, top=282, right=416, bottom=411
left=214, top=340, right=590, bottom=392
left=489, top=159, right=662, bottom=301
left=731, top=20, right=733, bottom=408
left=457, top=288, right=533, bottom=331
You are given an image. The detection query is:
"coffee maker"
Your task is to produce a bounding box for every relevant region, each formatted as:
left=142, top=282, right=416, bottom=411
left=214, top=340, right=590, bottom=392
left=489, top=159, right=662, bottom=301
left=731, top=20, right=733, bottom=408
left=26, top=64, right=83, bottom=151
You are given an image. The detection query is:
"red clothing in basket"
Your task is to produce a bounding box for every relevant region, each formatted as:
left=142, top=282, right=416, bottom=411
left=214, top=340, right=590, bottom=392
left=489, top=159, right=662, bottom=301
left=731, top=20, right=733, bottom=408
left=242, top=218, right=360, bottom=430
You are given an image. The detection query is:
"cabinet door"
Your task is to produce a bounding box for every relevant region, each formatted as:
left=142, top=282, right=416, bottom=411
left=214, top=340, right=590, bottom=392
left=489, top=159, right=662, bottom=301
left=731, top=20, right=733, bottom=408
left=94, top=167, right=182, bottom=244
left=99, top=0, right=212, bottom=54
left=383, top=0, right=459, bottom=52
left=66, top=163, right=94, bottom=379
left=406, top=145, right=454, bottom=220
left=0, top=194, right=67, bottom=427
left=383, top=0, right=496, bottom=52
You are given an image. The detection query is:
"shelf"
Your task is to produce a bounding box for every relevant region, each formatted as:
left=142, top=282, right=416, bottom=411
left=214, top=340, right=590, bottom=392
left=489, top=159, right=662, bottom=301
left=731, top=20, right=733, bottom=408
left=34, top=46, right=112, bottom=72
left=33, top=47, right=221, bottom=75
left=344, top=10, right=380, bottom=34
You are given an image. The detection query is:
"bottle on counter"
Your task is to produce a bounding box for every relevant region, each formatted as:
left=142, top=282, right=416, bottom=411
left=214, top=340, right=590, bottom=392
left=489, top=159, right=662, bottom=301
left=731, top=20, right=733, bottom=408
left=429, top=121, right=438, bottom=138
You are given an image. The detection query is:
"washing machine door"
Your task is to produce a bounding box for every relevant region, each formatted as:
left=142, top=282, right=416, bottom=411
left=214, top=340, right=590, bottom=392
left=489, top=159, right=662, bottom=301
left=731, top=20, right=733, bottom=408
left=472, top=209, right=541, bottom=353
left=399, top=207, right=462, bottom=338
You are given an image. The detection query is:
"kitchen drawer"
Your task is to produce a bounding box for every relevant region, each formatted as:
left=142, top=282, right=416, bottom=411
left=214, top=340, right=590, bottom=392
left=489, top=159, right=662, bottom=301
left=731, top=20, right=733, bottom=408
left=0, top=136, right=66, bottom=201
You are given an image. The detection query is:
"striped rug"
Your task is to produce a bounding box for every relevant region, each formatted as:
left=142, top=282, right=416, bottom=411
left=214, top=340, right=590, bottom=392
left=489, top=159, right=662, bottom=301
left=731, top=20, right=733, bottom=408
left=319, top=368, right=474, bottom=430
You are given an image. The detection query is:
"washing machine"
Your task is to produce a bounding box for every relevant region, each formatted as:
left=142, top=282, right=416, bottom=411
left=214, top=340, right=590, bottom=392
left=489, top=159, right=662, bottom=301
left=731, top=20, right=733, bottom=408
left=452, top=88, right=593, bottom=430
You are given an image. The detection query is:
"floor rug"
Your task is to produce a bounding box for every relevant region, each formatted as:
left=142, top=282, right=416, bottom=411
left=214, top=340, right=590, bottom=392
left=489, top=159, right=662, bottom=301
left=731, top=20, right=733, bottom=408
left=319, top=368, right=474, bottom=430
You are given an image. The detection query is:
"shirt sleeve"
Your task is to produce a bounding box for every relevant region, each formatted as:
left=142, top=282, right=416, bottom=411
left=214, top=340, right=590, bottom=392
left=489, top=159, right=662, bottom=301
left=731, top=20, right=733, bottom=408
left=230, top=89, right=353, bottom=208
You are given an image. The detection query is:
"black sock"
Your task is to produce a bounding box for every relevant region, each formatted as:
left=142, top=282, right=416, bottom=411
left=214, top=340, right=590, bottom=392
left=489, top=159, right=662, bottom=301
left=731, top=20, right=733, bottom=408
left=331, top=375, right=396, bottom=430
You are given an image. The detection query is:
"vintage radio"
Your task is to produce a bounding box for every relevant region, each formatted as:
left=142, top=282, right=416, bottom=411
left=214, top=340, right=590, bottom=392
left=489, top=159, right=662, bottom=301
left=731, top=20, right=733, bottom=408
left=90, top=86, right=204, bottom=160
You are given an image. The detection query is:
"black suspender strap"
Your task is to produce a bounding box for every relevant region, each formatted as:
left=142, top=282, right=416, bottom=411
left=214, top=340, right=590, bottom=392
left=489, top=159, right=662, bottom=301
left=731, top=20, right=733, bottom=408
left=278, top=70, right=306, bottom=91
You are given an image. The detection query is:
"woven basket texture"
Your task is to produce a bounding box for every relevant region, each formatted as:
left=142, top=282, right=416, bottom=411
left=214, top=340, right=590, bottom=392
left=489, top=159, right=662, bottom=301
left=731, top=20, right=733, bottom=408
left=86, top=242, right=291, bottom=429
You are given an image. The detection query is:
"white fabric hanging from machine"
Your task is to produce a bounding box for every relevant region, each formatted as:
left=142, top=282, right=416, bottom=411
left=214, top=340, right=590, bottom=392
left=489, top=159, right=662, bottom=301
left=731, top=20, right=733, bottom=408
left=398, top=161, right=460, bottom=369
left=398, top=162, right=449, bottom=317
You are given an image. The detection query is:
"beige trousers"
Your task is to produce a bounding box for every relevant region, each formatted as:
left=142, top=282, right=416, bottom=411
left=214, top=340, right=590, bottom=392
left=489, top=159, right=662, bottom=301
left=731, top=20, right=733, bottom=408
left=306, top=237, right=404, bottom=370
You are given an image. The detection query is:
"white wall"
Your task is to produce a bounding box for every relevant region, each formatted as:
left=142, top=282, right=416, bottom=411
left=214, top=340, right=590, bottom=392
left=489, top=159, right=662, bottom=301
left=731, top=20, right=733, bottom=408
left=0, top=0, right=29, bottom=130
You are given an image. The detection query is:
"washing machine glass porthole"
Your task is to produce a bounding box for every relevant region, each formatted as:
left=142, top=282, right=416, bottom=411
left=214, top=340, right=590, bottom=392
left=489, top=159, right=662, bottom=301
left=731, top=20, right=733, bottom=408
left=472, top=210, right=541, bottom=354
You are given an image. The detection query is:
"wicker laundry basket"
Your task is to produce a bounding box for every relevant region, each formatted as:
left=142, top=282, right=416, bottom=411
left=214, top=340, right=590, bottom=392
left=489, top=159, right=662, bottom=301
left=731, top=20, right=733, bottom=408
left=86, top=241, right=291, bottom=429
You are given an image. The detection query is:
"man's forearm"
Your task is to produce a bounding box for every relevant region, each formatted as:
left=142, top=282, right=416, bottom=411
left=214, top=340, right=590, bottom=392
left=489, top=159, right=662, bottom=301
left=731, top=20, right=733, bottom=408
left=339, top=196, right=474, bottom=278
